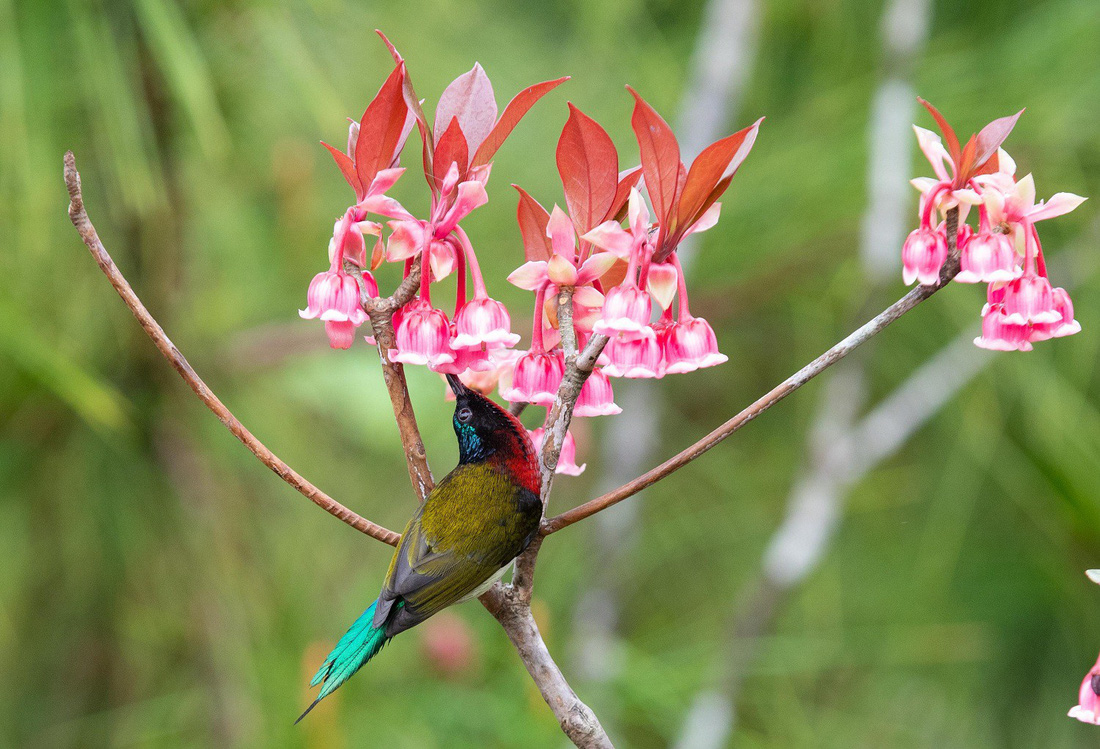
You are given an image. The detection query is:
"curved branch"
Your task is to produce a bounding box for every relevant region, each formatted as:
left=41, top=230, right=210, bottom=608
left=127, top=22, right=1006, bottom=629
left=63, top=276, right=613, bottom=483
left=543, top=225, right=960, bottom=535
left=64, top=151, right=401, bottom=546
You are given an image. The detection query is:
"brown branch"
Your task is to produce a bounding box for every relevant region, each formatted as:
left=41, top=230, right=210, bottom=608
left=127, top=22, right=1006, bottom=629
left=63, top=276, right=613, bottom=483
left=480, top=587, right=613, bottom=747
left=346, top=261, right=434, bottom=502
left=63, top=151, right=400, bottom=546
left=543, top=215, right=961, bottom=534
left=511, top=289, right=608, bottom=598
left=478, top=288, right=614, bottom=747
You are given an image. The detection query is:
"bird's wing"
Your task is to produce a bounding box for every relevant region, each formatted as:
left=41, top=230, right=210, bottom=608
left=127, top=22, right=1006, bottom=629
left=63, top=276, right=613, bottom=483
left=379, top=466, right=537, bottom=632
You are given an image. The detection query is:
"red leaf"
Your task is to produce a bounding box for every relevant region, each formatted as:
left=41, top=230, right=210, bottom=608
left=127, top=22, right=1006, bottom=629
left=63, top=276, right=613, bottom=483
left=677, top=129, right=744, bottom=227
left=356, top=63, right=410, bottom=189
left=472, top=77, right=569, bottom=167
left=974, top=109, right=1023, bottom=171
left=514, top=185, right=553, bottom=262
left=376, top=30, right=435, bottom=191
left=956, top=134, right=978, bottom=185
left=653, top=173, right=728, bottom=263
left=627, top=86, right=682, bottom=231
left=677, top=117, right=762, bottom=230
left=433, top=117, right=470, bottom=186
left=918, top=98, right=961, bottom=167
left=607, top=166, right=642, bottom=223
left=321, top=141, right=363, bottom=198
left=972, top=150, right=1000, bottom=178
left=435, top=63, right=498, bottom=157
left=556, top=103, right=619, bottom=234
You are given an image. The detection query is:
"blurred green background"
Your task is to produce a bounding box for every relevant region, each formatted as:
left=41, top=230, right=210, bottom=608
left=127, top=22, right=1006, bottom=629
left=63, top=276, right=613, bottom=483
left=3, top=0, right=1100, bottom=746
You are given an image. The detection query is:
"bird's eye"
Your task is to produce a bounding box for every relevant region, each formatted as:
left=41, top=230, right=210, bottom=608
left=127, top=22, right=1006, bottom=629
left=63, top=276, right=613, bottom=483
left=457, top=407, right=473, bottom=423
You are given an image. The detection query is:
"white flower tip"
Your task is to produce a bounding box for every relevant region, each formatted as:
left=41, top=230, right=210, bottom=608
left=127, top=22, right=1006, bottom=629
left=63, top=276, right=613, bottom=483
left=1087, top=569, right=1100, bottom=585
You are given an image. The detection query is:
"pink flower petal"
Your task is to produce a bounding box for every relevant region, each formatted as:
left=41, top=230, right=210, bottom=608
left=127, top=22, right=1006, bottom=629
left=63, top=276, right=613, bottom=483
left=581, top=221, right=634, bottom=258
left=547, top=205, right=577, bottom=258
left=576, top=252, right=618, bottom=285
left=508, top=261, right=550, bottom=290
left=1028, top=192, right=1087, bottom=222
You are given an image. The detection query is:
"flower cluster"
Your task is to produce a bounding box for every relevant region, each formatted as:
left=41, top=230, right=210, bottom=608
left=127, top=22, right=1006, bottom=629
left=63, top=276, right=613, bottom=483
left=500, top=95, right=762, bottom=467
left=903, top=99, right=1084, bottom=351
left=300, top=33, right=564, bottom=359
left=300, top=36, right=762, bottom=474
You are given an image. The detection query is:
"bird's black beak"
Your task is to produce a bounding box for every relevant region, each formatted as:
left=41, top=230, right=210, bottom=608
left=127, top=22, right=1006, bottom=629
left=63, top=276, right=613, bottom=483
left=445, top=373, right=466, bottom=397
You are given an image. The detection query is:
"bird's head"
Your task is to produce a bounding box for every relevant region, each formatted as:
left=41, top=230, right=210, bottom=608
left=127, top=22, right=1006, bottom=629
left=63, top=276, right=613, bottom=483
left=446, top=374, right=538, bottom=475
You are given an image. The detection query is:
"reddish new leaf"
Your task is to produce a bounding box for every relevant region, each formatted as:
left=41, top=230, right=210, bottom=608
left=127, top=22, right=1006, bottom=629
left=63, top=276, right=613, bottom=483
left=376, top=30, right=435, bottom=191
left=722, top=116, right=763, bottom=179
left=472, top=77, right=569, bottom=167
left=607, top=166, right=642, bottom=223
left=972, top=150, right=1001, bottom=178
left=598, top=258, right=629, bottom=290
left=653, top=173, right=729, bottom=263
left=918, top=98, right=961, bottom=167
left=677, top=127, right=747, bottom=228
left=435, top=63, right=498, bottom=157
left=956, top=134, right=978, bottom=185
left=433, top=117, right=470, bottom=186
left=556, top=103, right=619, bottom=234
left=321, top=141, right=363, bottom=198
left=974, top=109, right=1023, bottom=171
left=514, top=185, right=553, bottom=262
left=627, top=86, right=682, bottom=231
left=356, top=63, right=410, bottom=189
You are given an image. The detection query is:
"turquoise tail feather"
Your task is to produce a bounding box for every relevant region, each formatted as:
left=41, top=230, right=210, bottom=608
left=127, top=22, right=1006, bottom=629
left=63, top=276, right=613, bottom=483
left=296, top=600, right=395, bottom=724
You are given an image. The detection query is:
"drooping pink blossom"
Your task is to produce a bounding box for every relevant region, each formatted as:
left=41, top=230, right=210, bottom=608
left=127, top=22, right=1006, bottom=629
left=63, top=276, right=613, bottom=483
left=452, top=297, right=521, bottom=350
left=902, top=227, right=948, bottom=286
left=389, top=299, right=455, bottom=367
left=593, top=285, right=654, bottom=339
left=661, top=316, right=729, bottom=374
left=1029, top=287, right=1081, bottom=342
left=1001, top=274, right=1061, bottom=326
left=956, top=231, right=1019, bottom=284
left=601, top=334, right=663, bottom=379
left=501, top=349, right=565, bottom=405
left=299, top=269, right=370, bottom=350
left=974, top=305, right=1033, bottom=352
left=573, top=367, right=621, bottom=417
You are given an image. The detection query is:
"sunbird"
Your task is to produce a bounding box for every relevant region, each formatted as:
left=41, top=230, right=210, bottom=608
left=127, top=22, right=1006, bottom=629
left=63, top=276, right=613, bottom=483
left=297, top=374, right=542, bottom=722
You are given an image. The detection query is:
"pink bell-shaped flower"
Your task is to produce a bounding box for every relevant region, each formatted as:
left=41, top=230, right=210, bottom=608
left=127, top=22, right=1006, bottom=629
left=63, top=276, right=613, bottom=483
left=956, top=232, right=1020, bottom=284
left=1070, top=653, right=1100, bottom=725
left=528, top=428, right=586, bottom=476
left=299, top=269, right=368, bottom=350
left=593, top=285, right=654, bottom=339
left=452, top=297, right=521, bottom=350
left=974, top=305, right=1033, bottom=352
left=1029, top=287, right=1081, bottom=342
left=573, top=367, right=621, bottom=417
left=661, top=316, right=729, bottom=374
left=1001, top=273, right=1061, bottom=325
left=501, top=350, right=565, bottom=405
left=601, top=334, right=662, bottom=378
left=901, top=227, right=948, bottom=286
left=389, top=299, right=455, bottom=367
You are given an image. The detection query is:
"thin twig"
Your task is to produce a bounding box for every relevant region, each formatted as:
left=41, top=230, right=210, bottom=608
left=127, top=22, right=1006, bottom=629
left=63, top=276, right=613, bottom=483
left=543, top=231, right=960, bottom=535
left=346, top=260, right=435, bottom=502
left=64, top=151, right=401, bottom=546
left=512, top=288, right=608, bottom=598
